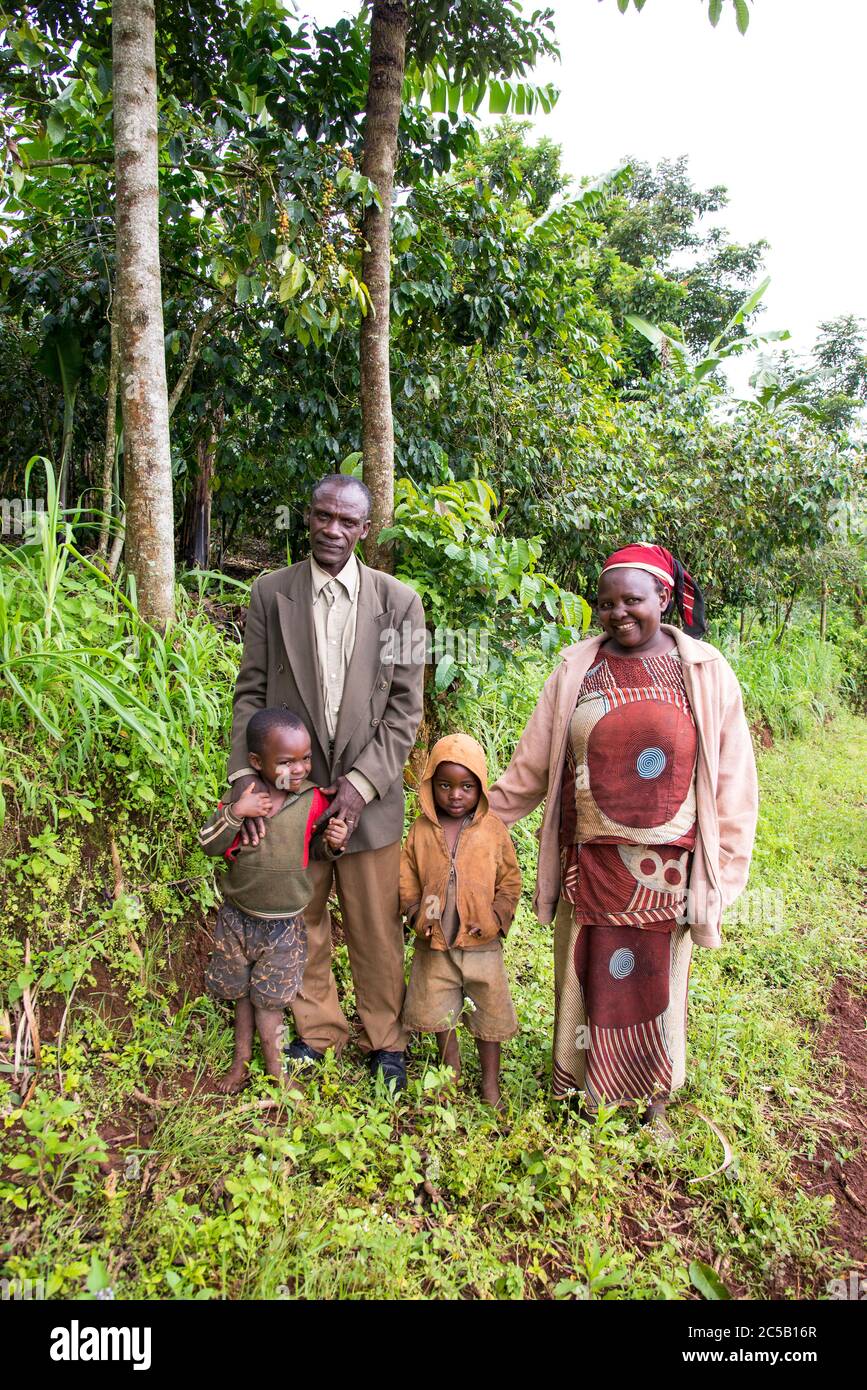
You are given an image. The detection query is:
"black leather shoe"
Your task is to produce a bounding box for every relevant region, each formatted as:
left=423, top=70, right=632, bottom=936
left=284, top=1041, right=325, bottom=1073
left=368, top=1050, right=407, bottom=1092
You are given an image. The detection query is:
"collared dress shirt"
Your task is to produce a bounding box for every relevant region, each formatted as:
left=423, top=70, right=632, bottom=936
left=309, top=553, right=377, bottom=805
left=229, top=553, right=378, bottom=805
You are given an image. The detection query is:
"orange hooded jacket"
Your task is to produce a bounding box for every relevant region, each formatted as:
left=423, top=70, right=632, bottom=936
left=400, top=734, right=522, bottom=950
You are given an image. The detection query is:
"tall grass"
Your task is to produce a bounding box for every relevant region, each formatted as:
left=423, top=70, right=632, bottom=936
left=722, top=629, right=848, bottom=739
left=0, top=459, right=240, bottom=825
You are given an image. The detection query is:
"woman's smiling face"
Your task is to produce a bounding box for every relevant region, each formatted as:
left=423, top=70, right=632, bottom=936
left=596, top=566, right=669, bottom=654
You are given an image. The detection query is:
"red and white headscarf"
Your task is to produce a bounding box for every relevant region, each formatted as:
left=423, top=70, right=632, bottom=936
left=600, top=544, right=706, bottom=638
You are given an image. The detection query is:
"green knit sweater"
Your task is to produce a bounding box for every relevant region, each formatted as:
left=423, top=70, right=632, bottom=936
left=198, top=783, right=340, bottom=919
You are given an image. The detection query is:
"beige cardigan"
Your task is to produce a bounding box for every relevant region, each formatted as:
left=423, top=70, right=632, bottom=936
left=487, top=626, right=759, bottom=948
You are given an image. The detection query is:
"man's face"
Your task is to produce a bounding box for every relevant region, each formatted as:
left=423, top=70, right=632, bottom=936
left=306, top=481, right=371, bottom=574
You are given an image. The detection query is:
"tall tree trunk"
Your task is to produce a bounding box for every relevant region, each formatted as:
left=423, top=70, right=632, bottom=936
left=774, top=591, right=797, bottom=645
left=360, top=0, right=408, bottom=572
left=57, top=366, right=78, bottom=510
left=113, top=0, right=175, bottom=626
left=180, top=409, right=221, bottom=570
left=819, top=579, right=828, bottom=640
left=97, top=302, right=120, bottom=559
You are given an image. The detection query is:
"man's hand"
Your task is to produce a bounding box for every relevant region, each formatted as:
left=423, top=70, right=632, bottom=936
left=313, top=776, right=366, bottom=843
left=228, top=774, right=269, bottom=846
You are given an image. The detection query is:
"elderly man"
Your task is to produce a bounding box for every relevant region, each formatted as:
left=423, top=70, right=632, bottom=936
left=226, top=475, right=425, bottom=1089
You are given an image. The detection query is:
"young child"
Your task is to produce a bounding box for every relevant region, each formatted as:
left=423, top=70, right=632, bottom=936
left=198, top=708, right=347, bottom=1092
left=400, top=734, right=521, bottom=1108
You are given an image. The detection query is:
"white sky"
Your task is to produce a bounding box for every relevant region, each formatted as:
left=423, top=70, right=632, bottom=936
left=304, top=0, right=867, bottom=387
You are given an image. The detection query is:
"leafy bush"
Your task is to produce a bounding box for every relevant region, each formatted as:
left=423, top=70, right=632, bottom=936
left=381, top=475, right=590, bottom=716
left=825, top=615, right=867, bottom=712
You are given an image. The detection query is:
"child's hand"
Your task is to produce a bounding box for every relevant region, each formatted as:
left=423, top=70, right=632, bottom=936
left=323, top=816, right=348, bottom=851
left=233, top=779, right=273, bottom=821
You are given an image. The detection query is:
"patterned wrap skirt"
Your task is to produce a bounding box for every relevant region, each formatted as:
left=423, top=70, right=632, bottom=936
left=552, top=651, right=697, bottom=1106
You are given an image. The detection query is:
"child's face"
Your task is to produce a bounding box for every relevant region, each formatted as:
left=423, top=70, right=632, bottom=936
left=432, top=762, right=481, bottom=819
left=250, top=726, right=312, bottom=792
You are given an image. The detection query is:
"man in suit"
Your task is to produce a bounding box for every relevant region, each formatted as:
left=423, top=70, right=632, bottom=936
left=226, top=475, right=425, bottom=1090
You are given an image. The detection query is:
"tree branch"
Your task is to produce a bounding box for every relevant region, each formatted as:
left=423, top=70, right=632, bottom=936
left=167, top=305, right=222, bottom=419
left=24, top=154, right=263, bottom=178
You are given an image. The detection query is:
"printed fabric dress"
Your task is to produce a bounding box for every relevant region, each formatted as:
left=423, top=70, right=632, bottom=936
left=552, top=650, right=698, bottom=1105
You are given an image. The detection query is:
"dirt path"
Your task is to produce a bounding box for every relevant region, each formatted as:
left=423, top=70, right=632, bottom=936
left=791, top=980, right=867, bottom=1292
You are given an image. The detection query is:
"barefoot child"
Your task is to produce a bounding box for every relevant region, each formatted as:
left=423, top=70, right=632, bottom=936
left=400, top=734, right=521, bottom=1107
left=198, top=708, right=347, bottom=1092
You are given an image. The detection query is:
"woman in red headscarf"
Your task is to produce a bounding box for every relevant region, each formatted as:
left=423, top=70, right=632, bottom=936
left=488, top=545, right=758, bottom=1129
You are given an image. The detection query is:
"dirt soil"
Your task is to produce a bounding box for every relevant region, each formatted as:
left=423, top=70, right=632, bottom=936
left=787, top=979, right=867, bottom=1289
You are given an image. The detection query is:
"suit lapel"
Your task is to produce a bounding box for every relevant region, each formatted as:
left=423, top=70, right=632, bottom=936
left=333, top=561, right=394, bottom=761
left=275, top=560, right=329, bottom=756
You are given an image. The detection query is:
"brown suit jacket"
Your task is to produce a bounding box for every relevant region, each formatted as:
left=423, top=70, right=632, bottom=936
left=228, top=557, right=426, bottom=854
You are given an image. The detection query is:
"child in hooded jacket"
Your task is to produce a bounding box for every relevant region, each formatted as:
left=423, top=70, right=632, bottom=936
left=400, top=734, right=521, bottom=1107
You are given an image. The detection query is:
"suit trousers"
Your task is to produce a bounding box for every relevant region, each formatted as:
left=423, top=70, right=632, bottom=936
left=291, top=841, right=408, bottom=1055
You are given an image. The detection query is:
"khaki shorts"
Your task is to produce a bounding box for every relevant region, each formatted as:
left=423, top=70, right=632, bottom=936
left=402, top=938, right=518, bottom=1042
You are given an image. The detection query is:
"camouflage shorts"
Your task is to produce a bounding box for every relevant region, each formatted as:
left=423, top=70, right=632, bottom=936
left=205, top=902, right=307, bottom=1010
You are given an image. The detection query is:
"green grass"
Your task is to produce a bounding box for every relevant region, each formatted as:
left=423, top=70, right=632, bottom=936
left=724, top=628, right=850, bottom=740
left=1, top=694, right=864, bottom=1300
left=0, top=459, right=237, bottom=828
left=1, top=508, right=865, bottom=1300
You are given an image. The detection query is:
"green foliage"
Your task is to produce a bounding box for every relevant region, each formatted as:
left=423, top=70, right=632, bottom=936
left=1, top=12, right=857, bottom=644
left=2, top=1095, right=108, bottom=1209
left=626, top=276, right=791, bottom=386
left=381, top=476, right=590, bottom=710
left=404, top=62, right=559, bottom=119
left=456, top=117, right=567, bottom=212
left=0, top=459, right=238, bottom=824
left=825, top=615, right=867, bottom=711
left=613, top=0, right=752, bottom=32
left=405, top=1, right=559, bottom=83
left=753, top=316, right=867, bottom=434
left=597, top=155, right=769, bottom=360
left=725, top=626, right=847, bottom=739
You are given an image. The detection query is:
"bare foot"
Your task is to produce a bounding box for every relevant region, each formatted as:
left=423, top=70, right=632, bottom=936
left=476, top=1039, right=503, bottom=1110
left=214, top=1064, right=248, bottom=1094
left=216, top=999, right=254, bottom=1094
left=480, top=1079, right=504, bottom=1111
left=643, top=1100, right=674, bottom=1140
